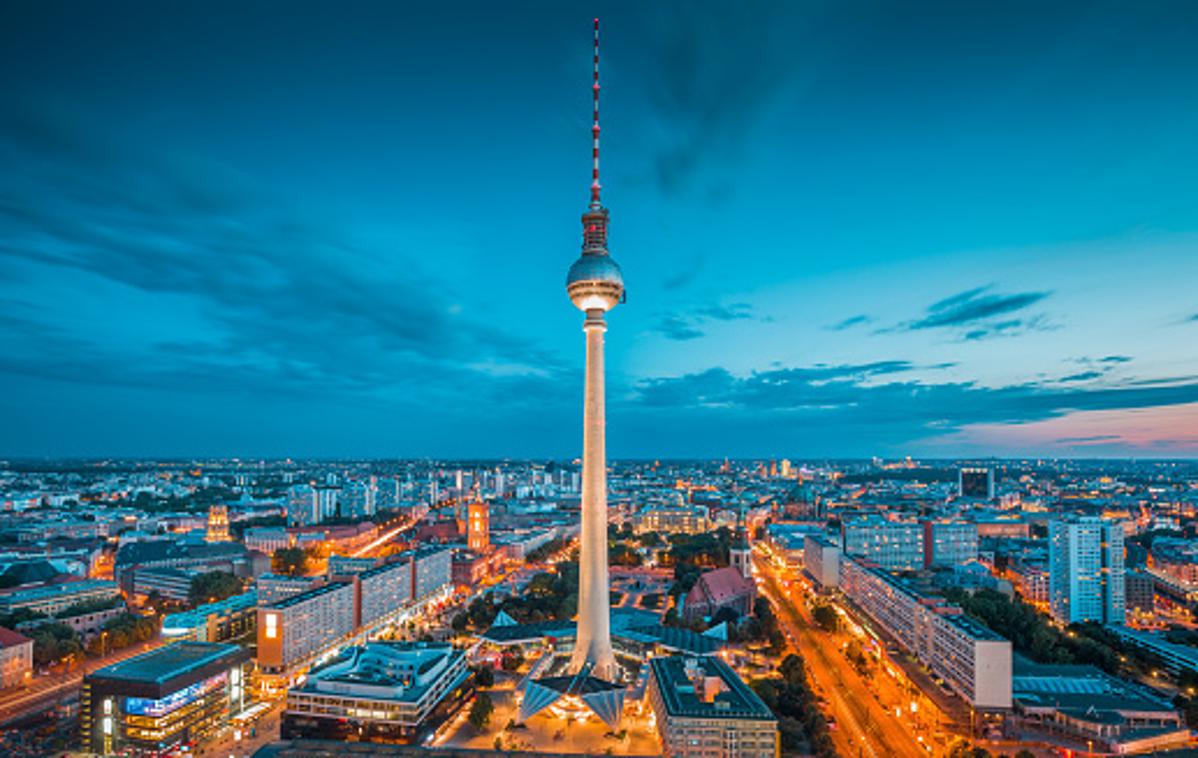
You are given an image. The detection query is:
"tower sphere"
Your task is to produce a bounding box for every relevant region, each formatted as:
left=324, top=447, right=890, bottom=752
left=566, top=253, right=624, bottom=312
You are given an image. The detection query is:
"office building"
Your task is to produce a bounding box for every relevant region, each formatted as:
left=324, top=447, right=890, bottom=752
left=282, top=641, right=470, bottom=743
left=923, top=521, right=979, bottom=568
left=841, top=518, right=923, bottom=571
left=647, top=655, right=779, bottom=758
left=803, top=535, right=841, bottom=589
left=80, top=642, right=251, bottom=756
left=1125, top=569, right=1155, bottom=616
left=132, top=566, right=197, bottom=602
left=839, top=557, right=1012, bottom=709
left=1049, top=517, right=1125, bottom=625
left=959, top=467, right=996, bottom=500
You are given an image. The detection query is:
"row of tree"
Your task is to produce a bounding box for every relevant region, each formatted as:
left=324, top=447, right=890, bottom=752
left=751, top=654, right=835, bottom=758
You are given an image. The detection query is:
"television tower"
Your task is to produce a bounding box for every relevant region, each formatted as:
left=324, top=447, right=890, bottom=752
left=566, top=18, right=623, bottom=680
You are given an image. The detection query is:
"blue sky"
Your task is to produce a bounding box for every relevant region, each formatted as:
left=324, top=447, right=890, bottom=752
left=2, top=1, right=1198, bottom=459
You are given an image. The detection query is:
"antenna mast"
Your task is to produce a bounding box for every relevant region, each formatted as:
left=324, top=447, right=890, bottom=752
left=590, top=18, right=602, bottom=209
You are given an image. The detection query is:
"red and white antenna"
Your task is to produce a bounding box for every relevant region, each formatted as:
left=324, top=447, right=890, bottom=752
left=590, top=17, right=602, bottom=209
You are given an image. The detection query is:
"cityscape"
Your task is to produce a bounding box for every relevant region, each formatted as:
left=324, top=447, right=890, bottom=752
left=3, top=3, right=1198, bottom=758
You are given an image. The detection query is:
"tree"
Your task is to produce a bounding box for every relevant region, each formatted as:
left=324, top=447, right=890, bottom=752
left=273, top=546, right=309, bottom=576
left=473, top=666, right=495, bottom=688
left=451, top=612, right=468, bottom=633
left=812, top=603, right=838, bottom=633
left=468, top=692, right=494, bottom=730
left=188, top=571, right=244, bottom=606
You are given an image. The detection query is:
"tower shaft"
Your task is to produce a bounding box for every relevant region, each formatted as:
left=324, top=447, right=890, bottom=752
left=570, top=309, right=616, bottom=679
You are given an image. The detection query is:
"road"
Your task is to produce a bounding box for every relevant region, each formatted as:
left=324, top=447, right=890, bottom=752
left=0, top=639, right=167, bottom=725
left=753, top=549, right=934, bottom=758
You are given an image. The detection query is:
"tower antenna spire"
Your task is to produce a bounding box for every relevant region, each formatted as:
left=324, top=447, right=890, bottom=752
left=590, top=17, right=602, bottom=209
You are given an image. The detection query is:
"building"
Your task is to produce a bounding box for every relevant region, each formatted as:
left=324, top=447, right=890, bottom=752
left=959, top=467, right=995, bottom=500
left=922, top=521, right=979, bottom=568
left=841, top=518, right=923, bottom=571
left=839, top=557, right=1012, bottom=709
left=0, top=578, right=119, bottom=615
left=1125, top=569, right=1155, bottom=616
left=803, top=535, right=841, bottom=589
left=409, top=547, right=453, bottom=602
left=0, top=627, right=33, bottom=689
left=1048, top=517, right=1125, bottom=625
left=358, top=560, right=412, bottom=628
left=257, top=573, right=320, bottom=605
left=282, top=641, right=471, bottom=743
left=466, top=499, right=490, bottom=552
left=160, top=590, right=258, bottom=643
left=80, top=641, right=251, bottom=756
left=1012, top=657, right=1188, bottom=754
left=206, top=504, right=230, bottom=542
left=327, top=554, right=377, bottom=577
left=258, top=581, right=357, bottom=676
left=244, top=527, right=291, bottom=556
left=131, top=566, right=197, bottom=602
left=647, top=655, right=779, bottom=758
left=635, top=503, right=711, bottom=535
left=1011, top=563, right=1049, bottom=604
left=683, top=566, right=757, bottom=624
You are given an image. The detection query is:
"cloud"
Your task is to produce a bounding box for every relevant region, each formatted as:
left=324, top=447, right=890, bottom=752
left=656, top=315, right=705, bottom=341
left=640, top=3, right=800, bottom=196
left=629, top=360, right=1198, bottom=446
left=1054, top=434, right=1122, bottom=444
left=880, top=285, right=1054, bottom=341
left=1057, top=371, right=1103, bottom=382
left=652, top=301, right=764, bottom=340
left=0, top=103, right=566, bottom=409
left=912, top=286, right=1050, bottom=330
left=1099, top=355, right=1133, bottom=364
left=826, top=314, right=874, bottom=331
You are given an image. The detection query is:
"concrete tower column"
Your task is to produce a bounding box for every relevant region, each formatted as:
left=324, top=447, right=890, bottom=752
left=570, top=308, right=616, bottom=679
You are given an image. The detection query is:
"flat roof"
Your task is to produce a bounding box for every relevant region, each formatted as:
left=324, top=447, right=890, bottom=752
left=650, top=655, right=774, bottom=721
left=266, top=580, right=351, bottom=610
left=89, top=641, right=243, bottom=685
left=161, top=590, right=258, bottom=631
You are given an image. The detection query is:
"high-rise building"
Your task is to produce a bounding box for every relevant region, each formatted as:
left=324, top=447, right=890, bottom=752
left=1049, top=517, right=1125, bottom=625
left=564, top=18, right=624, bottom=683
left=922, top=520, right=979, bottom=568
left=959, top=466, right=996, bottom=499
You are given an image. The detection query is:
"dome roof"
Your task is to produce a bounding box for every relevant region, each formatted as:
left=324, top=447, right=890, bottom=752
left=566, top=253, right=624, bottom=289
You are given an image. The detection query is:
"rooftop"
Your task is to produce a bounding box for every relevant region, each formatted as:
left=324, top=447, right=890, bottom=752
left=266, top=580, right=351, bottom=610
left=89, top=641, right=243, bottom=685
left=650, top=655, right=774, bottom=721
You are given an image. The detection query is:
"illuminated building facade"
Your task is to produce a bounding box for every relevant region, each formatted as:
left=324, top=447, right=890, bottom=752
left=206, top=504, right=230, bottom=542
left=282, top=641, right=470, bottom=743
left=467, top=498, right=490, bottom=552
left=80, top=641, right=250, bottom=756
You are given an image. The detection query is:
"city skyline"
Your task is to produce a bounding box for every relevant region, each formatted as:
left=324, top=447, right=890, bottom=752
left=4, top=2, right=1198, bottom=459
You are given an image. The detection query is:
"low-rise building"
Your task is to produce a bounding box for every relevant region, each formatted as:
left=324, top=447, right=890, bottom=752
left=282, top=641, right=470, bottom=743
left=80, top=641, right=251, bottom=756
left=636, top=503, right=710, bottom=535
left=0, top=627, right=33, bottom=689
left=647, top=654, right=779, bottom=758
left=683, top=566, right=756, bottom=624
left=0, top=578, right=119, bottom=616
left=160, top=590, right=258, bottom=643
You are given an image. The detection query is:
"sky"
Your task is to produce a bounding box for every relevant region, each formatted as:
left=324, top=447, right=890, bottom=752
left=2, top=0, right=1198, bottom=460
